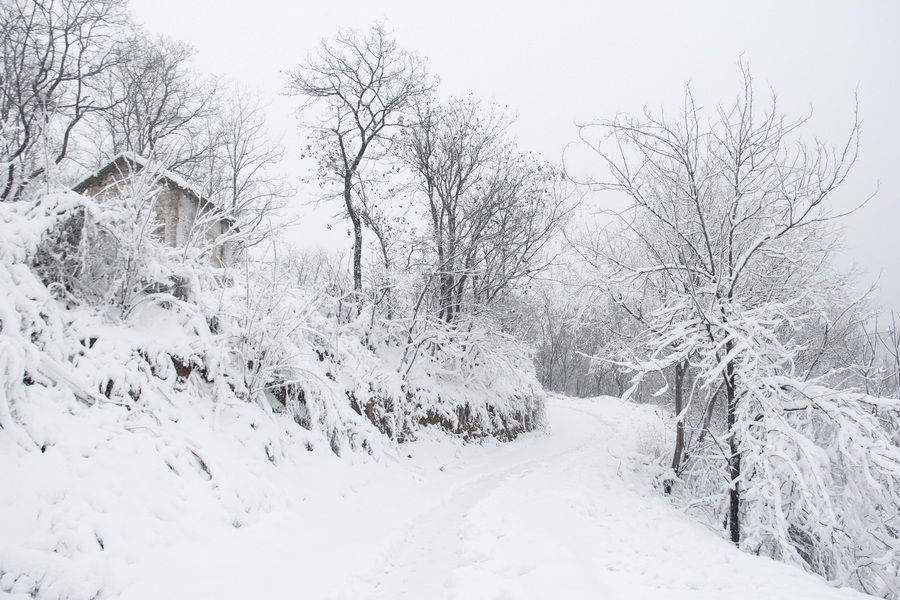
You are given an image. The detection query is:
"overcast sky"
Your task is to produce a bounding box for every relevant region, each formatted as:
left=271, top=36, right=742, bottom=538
left=129, top=0, right=900, bottom=311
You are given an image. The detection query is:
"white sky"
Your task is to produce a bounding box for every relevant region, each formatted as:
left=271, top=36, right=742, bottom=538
left=129, top=0, right=900, bottom=311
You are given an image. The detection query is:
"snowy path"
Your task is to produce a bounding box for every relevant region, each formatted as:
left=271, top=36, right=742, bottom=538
left=123, top=396, right=864, bottom=599
left=336, top=399, right=863, bottom=600
left=360, top=405, right=610, bottom=599
left=355, top=408, right=596, bottom=599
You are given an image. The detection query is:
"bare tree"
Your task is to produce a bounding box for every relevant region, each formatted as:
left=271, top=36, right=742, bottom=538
left=90, top=32, right=219, bottom=173
left=195, top=84, right=293, bottom=250
left=847, top=311, right=900, bottom=400
left=0, top=0, right=127, bottom=200
left=528, top=279, right=613, bottom=396
left=880, top=311, right=900, bottom=399
left=401, top=97, right=570, bottom=322
left=285, top=23, right=433, bottom=291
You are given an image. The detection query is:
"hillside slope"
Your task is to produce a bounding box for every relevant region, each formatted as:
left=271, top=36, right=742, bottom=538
left=0, top=190, right=545, bottom=599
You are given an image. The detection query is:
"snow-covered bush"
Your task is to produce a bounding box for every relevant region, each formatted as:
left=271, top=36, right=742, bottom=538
left=291, top=297, right=545, bottom=445
left=635, top=304, right=900, bottom=598
left=6, top=186, right=543, bottom=452
left=1, top=186, right=545, bottom=452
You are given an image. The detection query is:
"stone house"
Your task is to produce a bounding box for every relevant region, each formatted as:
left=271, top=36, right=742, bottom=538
left=73, top=153, right=234, bottom=267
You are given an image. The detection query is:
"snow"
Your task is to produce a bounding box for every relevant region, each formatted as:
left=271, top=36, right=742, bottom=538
left=3, top=396, right=869, bottom=599
left=0, top=192, right=880, bottom=599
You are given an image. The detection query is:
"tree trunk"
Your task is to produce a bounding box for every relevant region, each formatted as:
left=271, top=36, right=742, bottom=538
left=344, top=179, right=363, bottom=291
left=440, top=271, right=454, bottom=322
left=665, top=360, right=687, bottom=495
left=724, top=339, right=740, bottom=544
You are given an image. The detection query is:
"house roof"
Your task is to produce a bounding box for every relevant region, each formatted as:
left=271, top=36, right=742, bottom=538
left=72, top=152, right=208, bottom=206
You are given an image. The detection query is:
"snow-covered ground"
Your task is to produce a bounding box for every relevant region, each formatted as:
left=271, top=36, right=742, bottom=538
left=4, top=395, right=869, bottom=599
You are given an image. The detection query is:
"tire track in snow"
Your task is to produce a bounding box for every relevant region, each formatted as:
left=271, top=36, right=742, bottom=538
left=336, top=403, right=610, bottom=600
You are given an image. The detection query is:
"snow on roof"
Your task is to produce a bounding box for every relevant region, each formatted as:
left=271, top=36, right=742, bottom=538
left=72, top=152, right=208, bottom=206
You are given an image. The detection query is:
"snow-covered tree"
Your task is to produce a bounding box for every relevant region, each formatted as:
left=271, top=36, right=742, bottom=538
left=580, top=65, right=900, bottom=596
left=0, top=0, right=127, bottom=200
left=400, top=97, right=570, bottom=322
left=524, top=276, right=628, bottom=398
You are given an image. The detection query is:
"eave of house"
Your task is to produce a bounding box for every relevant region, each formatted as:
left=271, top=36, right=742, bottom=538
left=73, top=152, right=206, bottom=206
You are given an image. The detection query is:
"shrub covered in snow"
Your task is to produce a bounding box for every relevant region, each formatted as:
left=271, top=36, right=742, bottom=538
left=625, top=304, right=900, bottom=598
